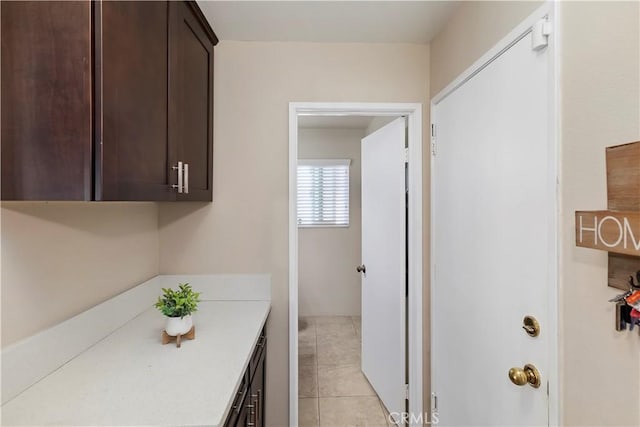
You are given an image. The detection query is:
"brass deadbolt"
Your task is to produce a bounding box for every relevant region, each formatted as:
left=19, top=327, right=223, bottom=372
left=508, top=364, right=541, bottom=388
left=522, top=315, right=540, bottom=337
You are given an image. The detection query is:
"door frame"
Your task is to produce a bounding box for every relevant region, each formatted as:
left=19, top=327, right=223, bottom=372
left=430, top=2, right=559, bottom=425
left=288, top=102, right=423, bottom=426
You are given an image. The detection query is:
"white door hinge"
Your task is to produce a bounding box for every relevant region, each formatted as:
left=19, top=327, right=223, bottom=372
left=404, top=147, right=409, bottom=163
left=405, top=384, right=410, bottom=400
left=431, top=124, right=437, bottom=156
left=431, top=392, right=438, bottom=410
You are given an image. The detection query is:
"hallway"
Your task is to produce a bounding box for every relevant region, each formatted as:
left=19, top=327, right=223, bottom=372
left=298, top=316, right=395, bottom=427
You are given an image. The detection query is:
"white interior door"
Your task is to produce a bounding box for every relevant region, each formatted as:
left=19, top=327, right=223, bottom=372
left=432, top=28, right=552, bottom=426
left=361, top=117, right=407, bottom=420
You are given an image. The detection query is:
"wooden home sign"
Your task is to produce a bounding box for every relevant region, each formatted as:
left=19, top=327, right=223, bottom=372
left=575, top=211, right=640, bottom=256
left=575, top=141, right=640, bottom=290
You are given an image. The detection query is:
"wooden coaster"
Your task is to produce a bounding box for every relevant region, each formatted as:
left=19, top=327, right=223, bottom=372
left=162, top=326, right=195, bottom=348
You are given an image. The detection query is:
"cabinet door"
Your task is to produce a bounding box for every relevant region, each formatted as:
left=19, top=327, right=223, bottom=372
left=1, top=1, right=92, bottom=200
left=169, top=1, right=215, bottom=201
left=97, top=1, right=175, bottom=201
left=249, top=348, right=266, bottom=427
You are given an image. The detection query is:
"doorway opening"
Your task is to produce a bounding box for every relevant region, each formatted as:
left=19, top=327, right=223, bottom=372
left=289, top=103, right=423, bottom=426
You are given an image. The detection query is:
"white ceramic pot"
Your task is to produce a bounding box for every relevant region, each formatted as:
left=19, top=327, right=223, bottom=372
left=165, top=315, right=193, bottom=336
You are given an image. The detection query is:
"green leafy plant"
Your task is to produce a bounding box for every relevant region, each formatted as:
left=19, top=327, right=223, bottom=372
left=154, top=283, right=201, bottom=318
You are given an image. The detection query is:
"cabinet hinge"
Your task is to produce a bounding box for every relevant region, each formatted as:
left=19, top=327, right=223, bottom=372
left=404, top=147, right=409, bottom=163
left=405, top=383, right=410, bottom=400
left=431, top=392, right=438, bottom=411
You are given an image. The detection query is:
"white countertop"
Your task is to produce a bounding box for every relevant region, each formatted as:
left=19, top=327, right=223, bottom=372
left=2, top=300, right=270, bottom=426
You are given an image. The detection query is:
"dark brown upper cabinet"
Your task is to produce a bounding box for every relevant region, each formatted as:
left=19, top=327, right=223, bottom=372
left=0, top=1, right=217, bottom=202
left=97, top=1, right=173, bottom=201
left=1, top=1, right=93, bottom=200
left=170, top=1, right=215, bottom=201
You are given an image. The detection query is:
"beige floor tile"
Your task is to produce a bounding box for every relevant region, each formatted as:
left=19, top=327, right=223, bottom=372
left=299, top=332, right=317, bottom=348
left=317, top=335, right=361, bottom=366
left=299, top=364, right=318, bottom=398
left=319, top=396, right=387, bottom=427
left=316, top=322, right=357, bottom=339
left=299, top=398, right=319, bottom=427
left=352, top=316, right=362, bottom=337
left=312, top=316, right=353, bottom=325
left=378, top=399, right=398, bottom=426
left=299, top=316, right=316, bottom=328
left=318, top=364, right=375, bottom=397
left=299, top=339, right=317, bottom=355
left=299, top=317, right=317, bottom=368
left=299, top=352, right=318, bottom=367
left=299, top=318, right=317, bottom=340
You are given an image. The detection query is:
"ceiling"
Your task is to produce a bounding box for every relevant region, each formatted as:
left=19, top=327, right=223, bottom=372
left=197, top=1, right=458, bottom=44
left=298, top=115, right=376, bottom=129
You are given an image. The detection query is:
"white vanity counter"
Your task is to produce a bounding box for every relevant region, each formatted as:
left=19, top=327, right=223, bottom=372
left=1, top=275, right=271, bottom=427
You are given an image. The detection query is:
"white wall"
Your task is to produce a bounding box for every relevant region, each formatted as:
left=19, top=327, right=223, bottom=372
left=1, top=202, right=159, bottom=347
left=430, top=1, right=640, bottom=425
left=158, top=40, right=429, bottom=426
left=298, top=127, right=364, bottom=317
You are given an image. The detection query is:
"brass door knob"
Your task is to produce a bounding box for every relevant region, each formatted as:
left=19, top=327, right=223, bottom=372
left=508, top=364, right=541, bottom=388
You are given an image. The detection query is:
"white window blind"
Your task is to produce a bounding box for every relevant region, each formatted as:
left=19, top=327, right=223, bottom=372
left=297, top=159, right=351, bottom=227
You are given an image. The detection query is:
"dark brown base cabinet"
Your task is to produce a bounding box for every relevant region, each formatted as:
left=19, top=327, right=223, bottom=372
left=1, top=1, right=217, bottom=201
left=225, top=327, right=267, bottom=427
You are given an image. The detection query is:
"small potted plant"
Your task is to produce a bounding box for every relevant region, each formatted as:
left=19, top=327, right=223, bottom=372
left=155, top=283, right=201, bottom=337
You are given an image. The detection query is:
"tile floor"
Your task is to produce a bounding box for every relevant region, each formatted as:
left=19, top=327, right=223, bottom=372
left=298, top=316, right=396, bottom=427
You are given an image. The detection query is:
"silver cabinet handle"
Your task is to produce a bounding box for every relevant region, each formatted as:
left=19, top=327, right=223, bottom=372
left=256, top=389, right=262, bottom=426
left=171, top=161, right=183, bottom=193
left=232, top=387, right=247, bottom=413
left=184, top=163, right=189, bottom=194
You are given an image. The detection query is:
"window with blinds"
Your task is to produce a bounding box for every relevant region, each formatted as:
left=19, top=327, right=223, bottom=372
left=297, top=159, right=351, bottom=227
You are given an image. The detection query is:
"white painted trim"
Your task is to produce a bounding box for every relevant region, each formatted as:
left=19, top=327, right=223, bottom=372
left=289, top=102, right=423, bottom=426
left=288, top=102, right=300, bottom=426
left=547, top=2, right=561, bottom=425
left=430, top=2, right=559, bottom=425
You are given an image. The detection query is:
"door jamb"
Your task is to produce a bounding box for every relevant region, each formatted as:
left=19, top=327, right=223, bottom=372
left=430, top=2, right=559, bottom=425
left=289, top=102, right=423, bottom=426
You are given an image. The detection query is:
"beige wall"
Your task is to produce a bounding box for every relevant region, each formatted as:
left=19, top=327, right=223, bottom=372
left=430, top=1, right=542, bottom=96
left=560, top=2, right=640, bottom=425
left=159, top=41, right=429, bottom=426
left=430, top=1, right=640, bottom=425
left=298, top=128, right=364, bottom=318
left=1, top=202, right=159, bottom=347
